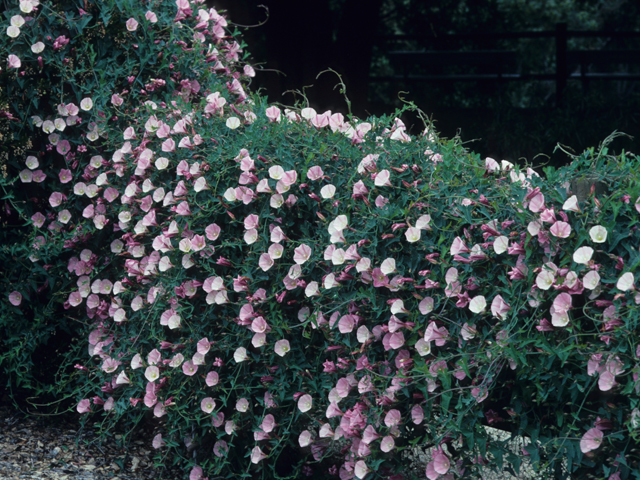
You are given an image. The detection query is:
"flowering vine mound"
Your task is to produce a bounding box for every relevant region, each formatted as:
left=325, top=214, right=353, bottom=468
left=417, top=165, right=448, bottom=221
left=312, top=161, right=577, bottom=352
left=2, top=1, right=640, bottom=479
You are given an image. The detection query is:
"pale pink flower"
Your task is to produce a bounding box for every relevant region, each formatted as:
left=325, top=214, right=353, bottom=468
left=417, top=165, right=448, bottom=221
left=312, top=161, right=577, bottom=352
left=384, top=409, right=401, bottom=427
left=265, top=106, right=281, bottom=123
left=213, top=440, right=228, bottom=457
left=49, top=191, right=64, bottom=207
left=419, top=297, right=434, bottom=314
left=201, top=397, right=216, bottom=413
left=374, top=169, right=391, bottom=186
left=469, top=295, right=486, bottom=313
left=145, top=11, right=158, bottom=23
left=380, top=257, right=396, bottom=275
left=490, top=295, right=510, bottom=320
left=293, top=244, right=312, bottom=264
left=550, top=221, right=571, bottom=238
left=536, top=269, right=555, bottom=290
left=411, top=405, right=424, bottom=424
left=298, top=430, right=313, bottom=447
left=380, top=436, right=395, bottom=453
left=433, top=448, right=451, bottom=475
left=250, top=446, right=267, bottom=464
left=80, top=97, right=93, bottom=111
left=580, top=427, right=603, bottom=453
left=573, top=246, right=594, bottom=264
left=307, top=166, right=323, bottom=180
left=182, top=360, right=197, bottom=376
left=354, top=460, right=369, bottom=479
left=152, top=433, right=165, bottom=449
left=189, top=466, right=203, bottom=480
left=405, top=227, right=421, bottom=243
left=202, top=371, right=218, bottom=388
left=563, top=195, right=580, bottom=212
left=77, top=399, right=91, bottom=413
left=617, top=272, right=635, bottom=292
left=126, top=18, right=138, bottom=31
left=161, top=138, right=176, bottom=152
left=588, top=225, right=607, bottom=243
left=8, top=54, right=21, bottom=69
left=234, top=347, right=248, bottom=363
left=274, top=339, right=290, bottom=357
left=145, top=366, right=159, bottom=382
left=258, top=253, right=274, bottom=272
left=205, top=223, right=221, bottom=241
left=8, top=291, right=22, bottom=306
left=583, top=270, right=600, bottom=290
left=528, top=192, right=545, bottom=212
left=297, top=394, right=312, bottom=413
left=111, top=94, right=123, bottom=106
left=236, top=398, right=249, bottom=412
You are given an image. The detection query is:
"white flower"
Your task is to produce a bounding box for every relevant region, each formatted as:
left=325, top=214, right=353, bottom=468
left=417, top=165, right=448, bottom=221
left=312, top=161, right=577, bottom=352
left=7, top=26, right=20, bottom=38
left=589, top=225, right=607, bottom=243
left=469, top=296, right=487, bottom=313
left=80, top=97, right=93, bottom=111
left=573, top=246, right=594, bottom=264
left=226, top=117, right=241, bottom=129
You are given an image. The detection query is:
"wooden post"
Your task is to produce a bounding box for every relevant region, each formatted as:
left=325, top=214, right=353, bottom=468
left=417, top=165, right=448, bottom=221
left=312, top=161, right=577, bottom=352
left=555, top=23, right=568, bottom=107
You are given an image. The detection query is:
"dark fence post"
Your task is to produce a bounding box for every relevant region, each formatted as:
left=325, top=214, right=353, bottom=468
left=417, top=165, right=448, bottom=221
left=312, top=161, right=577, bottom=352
left=555, top=22, right=568, bottom=107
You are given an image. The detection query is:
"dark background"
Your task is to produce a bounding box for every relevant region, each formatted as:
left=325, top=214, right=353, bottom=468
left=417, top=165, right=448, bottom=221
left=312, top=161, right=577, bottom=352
left=210, top=0, right=640, bottom=167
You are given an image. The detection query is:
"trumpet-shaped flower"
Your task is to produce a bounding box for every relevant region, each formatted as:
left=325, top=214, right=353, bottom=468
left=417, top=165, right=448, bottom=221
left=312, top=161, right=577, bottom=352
left=580, top=427, right=603, bottom=453
left=469, top=295, right=486, bottom=313
left=589, top=225, right=607, bottom=243
left=617, top=272, right=635, bottom=291
left=573, top=246, right=594, bottom=264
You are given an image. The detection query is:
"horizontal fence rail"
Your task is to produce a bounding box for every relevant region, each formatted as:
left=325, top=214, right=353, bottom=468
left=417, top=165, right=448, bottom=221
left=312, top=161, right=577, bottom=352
left=369, top=24, right=640, bottom=105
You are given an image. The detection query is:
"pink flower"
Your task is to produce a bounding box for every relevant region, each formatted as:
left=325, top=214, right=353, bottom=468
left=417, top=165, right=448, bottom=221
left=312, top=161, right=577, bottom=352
left=175, top=201, right=191, bottom=215
left=161, top=138, right=176, bottom=152
left=189, top=466, right=204, bottom=480
left=490, top=295, right=510, bottom=320
left=77, top=399, right=91, bottom=413
left=213, top=440, right=228, bottom=457
left=8, top=291, right=22, bottom=306
left=411, top=405, right=424, bottom=424
left=307, top=165, right=323, bottom=181
left=374, top=169, right=391, bottom=186
left=380, top=435, right=395, bottom=453
left=206, top=371, right=219, bottom=386
left=126, top=18, right=138, bottom=31
left=8, top=54, right=21, bottom=69
left=299, top=430, right=313, bottom=447
left=298, top=394, right=312, bottom=413
left=550, top=221, right=571, bottom=238
left=152, top=433, right=165, bottom=449
left=265, top=106, right=281, bottom=123
left=201, top=397, right=216, bottom=413
left=250, top=446, right=267, bottom=464
left=384, top=409, right=401, bottom=427
left=111, top=94, right=123, bottom=106
left=260, top=414, right=276, bottom=433
left=274, top=339, right=290, bottom=357
left=182, top=360, right=198, bottom=376
left=145, top=11, right=158, bottom=23
left=580, top=427, right=603, bottom=453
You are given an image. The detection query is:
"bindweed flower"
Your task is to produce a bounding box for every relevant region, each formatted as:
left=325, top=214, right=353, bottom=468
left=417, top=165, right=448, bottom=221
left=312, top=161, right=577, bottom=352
left=8, top=54, right=21, bottom=69
left=126, top=18, right=139, bottom=31
left=274, top=339, right=290, bottom=357
left=8, top=291, right=22, bottom=306
left=589, top=225, right=607, bottom=243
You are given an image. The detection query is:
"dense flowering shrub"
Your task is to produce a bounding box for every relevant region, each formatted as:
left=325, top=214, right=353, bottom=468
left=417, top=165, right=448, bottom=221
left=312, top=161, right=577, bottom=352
left=2, top=1, right=640, bottom=479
